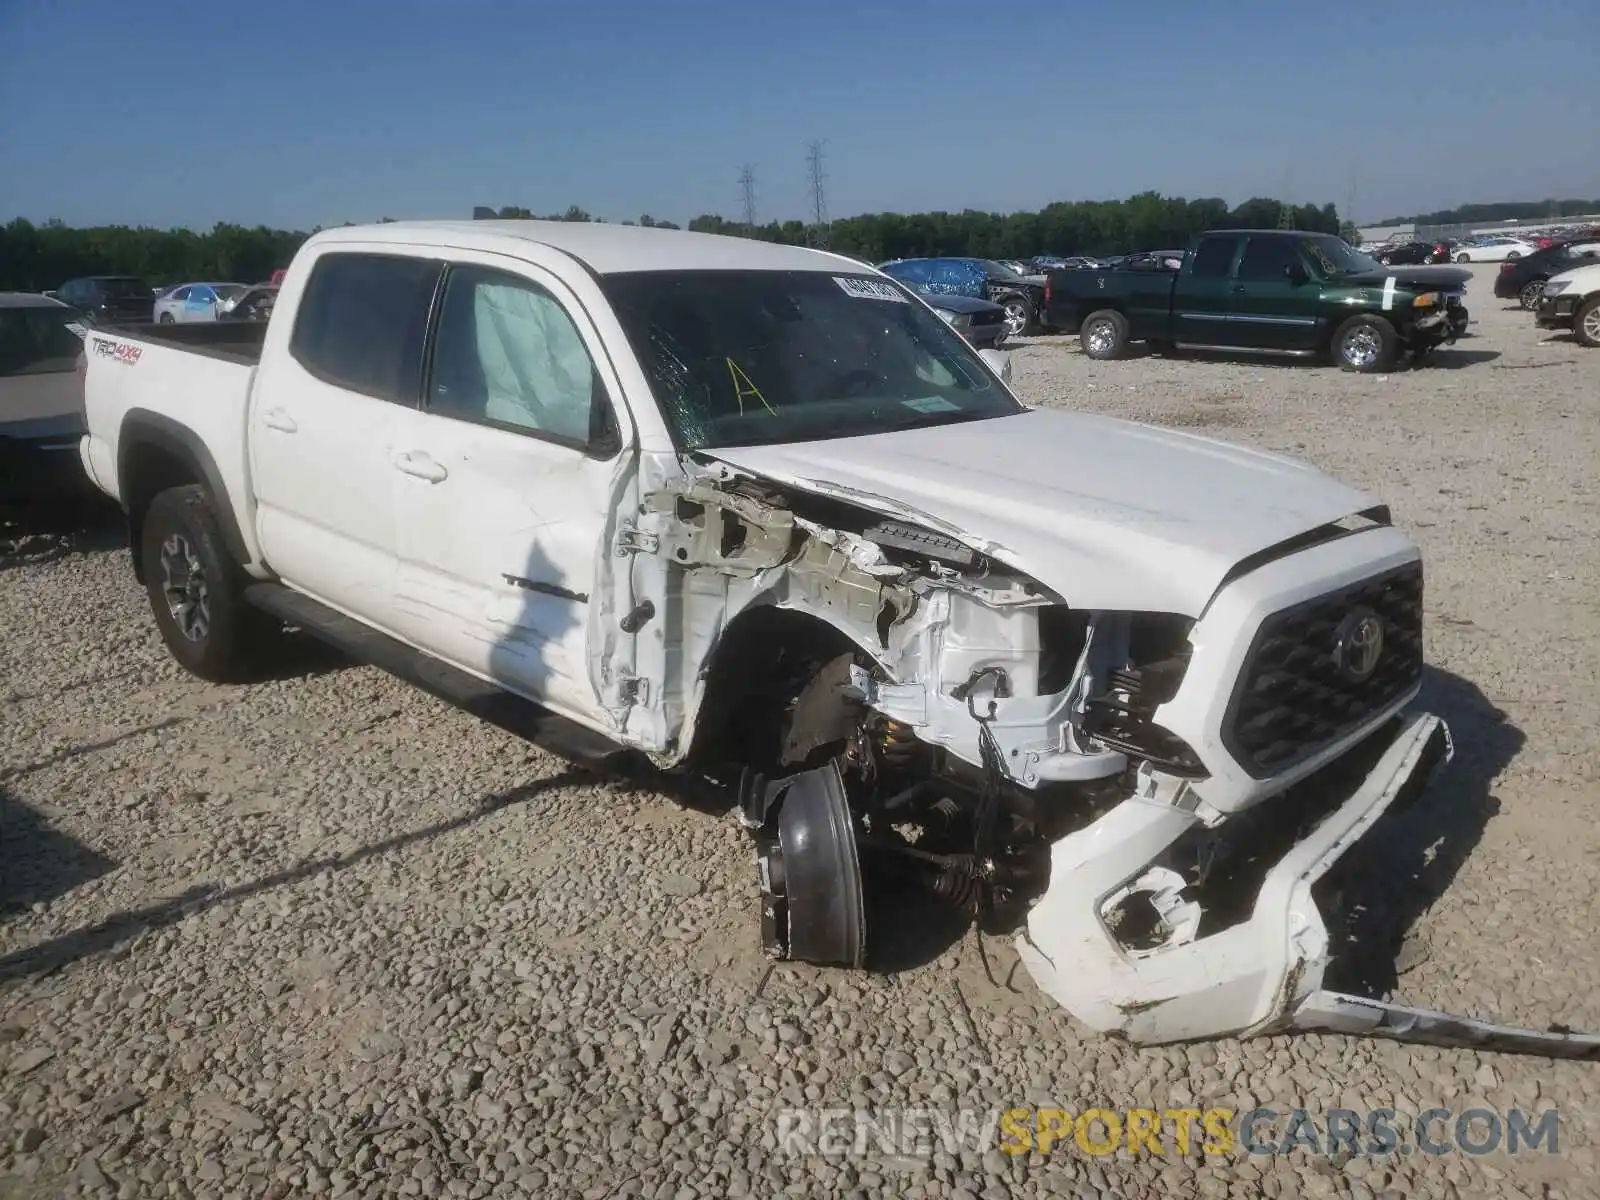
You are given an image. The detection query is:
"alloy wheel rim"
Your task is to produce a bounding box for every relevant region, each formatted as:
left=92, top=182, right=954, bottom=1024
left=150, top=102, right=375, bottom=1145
left=160, top=533, right=211, bottom=642
left=1583, top=306, right=1600, bottom=343
left=1085, top=319, right=1116, bottom=355
left=1003, top=302, right=1028, bottom=337
left=1521, top=281, right=1544, bottom=308
left=1341, top=327, right=1381, bottom=368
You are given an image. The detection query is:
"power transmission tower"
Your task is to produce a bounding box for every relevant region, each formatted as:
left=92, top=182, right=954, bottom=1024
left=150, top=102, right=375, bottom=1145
left=805, top=140, right=830, bottom=248
left=739, top=165, right=757, bottom=232
left=1346, top=161, right=1358, bottom=227
left=1278, top=170, right=1295, bottom=229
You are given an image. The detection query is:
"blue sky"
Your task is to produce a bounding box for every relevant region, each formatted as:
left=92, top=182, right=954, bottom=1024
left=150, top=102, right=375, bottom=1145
left=2, top=0, right=1596, bottom=231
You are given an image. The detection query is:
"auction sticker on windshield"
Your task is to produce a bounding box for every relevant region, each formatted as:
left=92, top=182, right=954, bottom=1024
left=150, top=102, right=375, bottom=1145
left=834, top=276, right=908, bottom=302
left=903, top=396, right=961, bottom=414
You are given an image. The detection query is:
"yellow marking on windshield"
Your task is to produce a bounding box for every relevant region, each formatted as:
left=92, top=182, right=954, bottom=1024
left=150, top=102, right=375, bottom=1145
left=727, top=358, right=776, bottom=416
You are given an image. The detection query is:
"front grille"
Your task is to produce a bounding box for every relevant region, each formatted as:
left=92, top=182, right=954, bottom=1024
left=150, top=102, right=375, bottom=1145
left=970, top=310, right=1003, bottom=327
left=1223, top=562, right=1424, bottom=777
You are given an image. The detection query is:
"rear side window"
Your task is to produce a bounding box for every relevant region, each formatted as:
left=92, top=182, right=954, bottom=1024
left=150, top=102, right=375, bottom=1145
left=1237, top=237, right=1305, bottom=282
left=1190, top=237, right=1238, bottom=278
left=290, top=253, right=442, bottom=404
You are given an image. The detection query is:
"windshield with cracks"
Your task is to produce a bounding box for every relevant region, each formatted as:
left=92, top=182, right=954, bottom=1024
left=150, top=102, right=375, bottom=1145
left=602, top=269, right=1025, bottom=451
left=1304, top=236, right=1384, bottom=277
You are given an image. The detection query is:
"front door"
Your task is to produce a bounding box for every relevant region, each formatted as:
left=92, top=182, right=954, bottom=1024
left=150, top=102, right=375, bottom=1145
left=181, top=286, right=217, bottom=323
left=1171, top=235, right=1239, bottom=345
left=249, top=250, right=443, bottom=626
left=386, top=257, right=637, bottom=727
left=1229, top=236, right=1323, bottom=351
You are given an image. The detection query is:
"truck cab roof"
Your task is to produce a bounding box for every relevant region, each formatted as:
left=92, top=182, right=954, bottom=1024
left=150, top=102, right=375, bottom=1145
left=304, top=220, right=860, bottom=277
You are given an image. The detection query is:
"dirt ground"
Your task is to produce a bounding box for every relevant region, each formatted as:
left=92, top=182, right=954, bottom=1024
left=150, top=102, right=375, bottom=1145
left=2, top=265, right=1597, bottom=1199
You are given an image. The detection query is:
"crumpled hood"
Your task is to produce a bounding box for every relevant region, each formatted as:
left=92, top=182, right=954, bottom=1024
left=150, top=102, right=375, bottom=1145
left=706, top=408, right=1380, bottom=616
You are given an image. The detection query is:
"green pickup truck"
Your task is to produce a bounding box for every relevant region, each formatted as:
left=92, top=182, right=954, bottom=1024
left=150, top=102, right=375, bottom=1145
left=1042, top=230, right=1470, bottom=373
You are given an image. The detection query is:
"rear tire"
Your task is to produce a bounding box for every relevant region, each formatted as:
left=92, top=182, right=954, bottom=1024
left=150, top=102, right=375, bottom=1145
left=1332, top=314, right=1398, bottom=373
left=1079, top=309, right=1130, bottom=360
left=140, top=485, right=272, bottom=683
left=1575, top=297, right=1600, bottom=348
left=1519, top=280, right=1546, bottom=310
left=158, top=312, right=175, bottom=324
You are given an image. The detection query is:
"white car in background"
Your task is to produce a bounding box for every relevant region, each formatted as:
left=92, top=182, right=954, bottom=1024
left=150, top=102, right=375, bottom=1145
left=1453, top=237, right=1535, bottom=263
left=153, top=282, right=249, bottom=324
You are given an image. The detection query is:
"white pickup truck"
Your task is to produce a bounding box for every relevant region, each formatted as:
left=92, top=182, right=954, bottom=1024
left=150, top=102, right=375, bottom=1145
left=77, top=221, right=1593, bottom=1056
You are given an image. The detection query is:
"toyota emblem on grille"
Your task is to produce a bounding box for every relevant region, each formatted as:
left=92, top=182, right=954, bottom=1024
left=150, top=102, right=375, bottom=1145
left=1332, top=607, right=1384, bottom=682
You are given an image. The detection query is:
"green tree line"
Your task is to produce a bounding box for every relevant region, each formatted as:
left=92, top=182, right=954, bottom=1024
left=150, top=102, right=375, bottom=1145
left=3, top=193, right=1343, bottom=290
left=686, top=194, right=1342, bottom=261
left=1374, top=199, right=1600, bottom=227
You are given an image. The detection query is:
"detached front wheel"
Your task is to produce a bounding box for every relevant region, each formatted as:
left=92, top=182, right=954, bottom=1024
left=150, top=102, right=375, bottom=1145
left=141, top=485, right=271, bottom=682
left=1333, top=314, right=1398, bottom=373
left=1079, top=309, right=1130, bottom=360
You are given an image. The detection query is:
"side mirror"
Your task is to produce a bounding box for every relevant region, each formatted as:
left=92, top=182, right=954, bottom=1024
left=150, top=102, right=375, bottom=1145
left=979, top=347, right=1013, bottom=383
left=1284, top=262, right=1309, bottom=285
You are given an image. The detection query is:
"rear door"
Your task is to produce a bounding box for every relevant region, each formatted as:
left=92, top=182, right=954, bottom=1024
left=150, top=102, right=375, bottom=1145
left=1228, top=236, right=1322, bottom=351
left=249, top=250, right=442, bottom=627
left=385, top=253, right=637, bottom=725
left=1171, top=235, right=1240, bottom=344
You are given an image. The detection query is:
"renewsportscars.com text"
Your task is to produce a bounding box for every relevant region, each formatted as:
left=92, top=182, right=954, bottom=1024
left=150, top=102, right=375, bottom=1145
left=774, top=1106, right=1561, bottom=1160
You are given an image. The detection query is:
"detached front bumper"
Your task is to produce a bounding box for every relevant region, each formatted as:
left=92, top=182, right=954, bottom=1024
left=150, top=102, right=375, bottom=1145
left=1018, top=712, right=1452, bottom=1044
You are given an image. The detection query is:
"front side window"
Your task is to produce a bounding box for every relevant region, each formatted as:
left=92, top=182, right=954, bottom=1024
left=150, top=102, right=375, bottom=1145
left=289, top=253, right=441, bottom=404
left=603, top=269, right=1024, bottom=451
left=99, top=277, right=150, bottom=298
left=426, top=265, right=609, bottom=449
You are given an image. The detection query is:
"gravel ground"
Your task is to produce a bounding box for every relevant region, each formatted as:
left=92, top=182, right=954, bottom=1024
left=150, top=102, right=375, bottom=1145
left=3, top=265, right=1597, bottom=1199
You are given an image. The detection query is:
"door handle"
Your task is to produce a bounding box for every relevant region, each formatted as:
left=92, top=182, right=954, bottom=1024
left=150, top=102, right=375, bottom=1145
left=1230, top=284, right=1247, bottom=294
left=262, top=408, right=297, bottom=433
left=394, top=451, right=448, bottom=483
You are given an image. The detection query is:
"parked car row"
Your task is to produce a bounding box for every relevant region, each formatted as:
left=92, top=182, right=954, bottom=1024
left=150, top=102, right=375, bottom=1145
left=46, top=275, right=280, bottom=327
left=1493, top=238, right=1600, bottom=309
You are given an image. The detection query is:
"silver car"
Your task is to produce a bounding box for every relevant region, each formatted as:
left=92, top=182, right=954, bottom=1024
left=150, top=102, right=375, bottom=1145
left=1, top=293, right=91, bottom=506
left=153, top=282, right=249, bottom=324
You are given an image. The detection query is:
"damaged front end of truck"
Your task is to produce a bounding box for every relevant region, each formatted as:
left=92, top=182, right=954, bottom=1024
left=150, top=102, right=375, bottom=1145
left=603, top=445, right=1599, bottom=1059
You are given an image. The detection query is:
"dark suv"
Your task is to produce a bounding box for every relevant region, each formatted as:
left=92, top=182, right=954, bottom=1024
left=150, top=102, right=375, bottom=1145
left=55, top=275, right=156, bottom=324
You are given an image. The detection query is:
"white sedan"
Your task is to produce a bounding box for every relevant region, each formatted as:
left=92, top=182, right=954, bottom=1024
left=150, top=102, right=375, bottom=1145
left=1453, top=237, right=1535, bottom=263
left=153, top=282, right=249, bottom=324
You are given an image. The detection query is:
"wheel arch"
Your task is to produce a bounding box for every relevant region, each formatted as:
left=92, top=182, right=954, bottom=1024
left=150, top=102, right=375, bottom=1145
left=679, top=601, right=878, bottom=773
left=118, top=409, right=248, bottom=583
